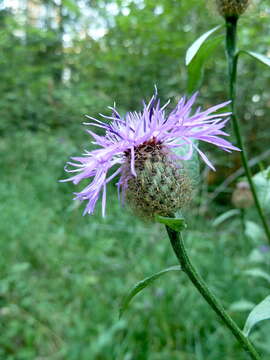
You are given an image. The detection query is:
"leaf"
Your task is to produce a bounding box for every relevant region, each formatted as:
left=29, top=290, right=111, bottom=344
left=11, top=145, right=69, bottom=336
left=212, top=209, right=240, bottom=227
left=243, top=51, right=270, bottom=67
left=253, top=167, right=270, bottom=214
left=229, top=300, right=255, bottom=312
left=155, top=215, right=187, bottom=231
left=63, top=0, right=80, bottom=15
left=248, top=249, right=266, bottom=264
left=243, top=268, right=270, bottom=284
left=185, top=26, right=222, bottom=66
left=245, top=221, right=266, bottom=243
left=119, top=266, right=182, bottom=317
left=187, top=35, right=223, bottom=93
left=243, top=295, right=270, bottom=336
left=91, top=320, right=126, bottom=355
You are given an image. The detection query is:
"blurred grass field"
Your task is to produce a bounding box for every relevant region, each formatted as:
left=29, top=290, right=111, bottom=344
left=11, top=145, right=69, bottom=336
left=1, top=131, right=270, bottom=360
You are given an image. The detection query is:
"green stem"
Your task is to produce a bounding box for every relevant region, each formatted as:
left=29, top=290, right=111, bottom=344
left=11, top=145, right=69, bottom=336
left=166, top=226, right=261, bottom=360
left=240, top=208, right=246, bottom=236
left=225, top=16, right=270, bottom=244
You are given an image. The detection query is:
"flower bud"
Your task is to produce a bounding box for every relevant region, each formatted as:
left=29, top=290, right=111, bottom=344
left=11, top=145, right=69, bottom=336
left=231, top=181, right=253, bottom=209
left=216, top=0, right=250, bottom=17
left=123, top=142, right=192, bottom=220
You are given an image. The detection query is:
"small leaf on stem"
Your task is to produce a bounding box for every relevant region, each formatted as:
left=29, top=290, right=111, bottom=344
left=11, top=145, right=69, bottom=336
left=185, top=26, right=222, bottom=66
left=253, top=167, right=270, bottom=214
left=185, top=26, right=222, bottom=92
left=243, top=268, right=270, bottom=284
left=212, top=209, right=240, bottom=227
left=187, top=35, right=223, bottom=93
left=244, top=221, right=266, bottom=243
left=242, top=51, right=270, bottom=67
left=243, top=295, right=270, bottom=336
left=119, top=266, right=182, bottom=318
left=155, top=215, right=187, bottom=231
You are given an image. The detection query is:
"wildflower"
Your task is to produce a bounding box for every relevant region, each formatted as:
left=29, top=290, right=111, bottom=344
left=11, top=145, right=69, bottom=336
left=216, top=0, right=250, bottom=17
left=62, top=90, right=239, bottom=217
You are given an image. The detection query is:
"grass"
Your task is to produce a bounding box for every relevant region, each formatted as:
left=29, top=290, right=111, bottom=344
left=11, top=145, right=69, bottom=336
left=0, top=130, right=270, bottom=360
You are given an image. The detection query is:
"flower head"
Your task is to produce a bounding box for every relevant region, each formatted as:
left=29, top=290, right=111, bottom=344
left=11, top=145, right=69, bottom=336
left=62, top=90, right=239, bottom=217
left=216, top=0, right=250, bottom=17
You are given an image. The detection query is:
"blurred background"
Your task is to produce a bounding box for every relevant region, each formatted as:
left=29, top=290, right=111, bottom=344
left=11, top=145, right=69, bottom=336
left=1, top=0, right=270, bottom=359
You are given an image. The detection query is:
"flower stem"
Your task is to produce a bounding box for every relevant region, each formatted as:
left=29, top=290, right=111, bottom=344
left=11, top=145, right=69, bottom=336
left=240, top=208, right=246, bottom=236
left=225, top=16, right=270, bottom=244
left=166, top=226, right=261, bottom=360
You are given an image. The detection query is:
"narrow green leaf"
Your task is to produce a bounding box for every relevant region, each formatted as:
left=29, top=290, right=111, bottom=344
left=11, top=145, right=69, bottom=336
left=229, top=300, right=255, bottom=312
left=243, top=268, right=270, bottom=284
left=212, top=209, right=240, bottom=227
left=243, top=295, right=270, bottom=336
left=253, top=166, right=270, bottom=214
left=245, top=221, right=266, bottom=243
left=155, top=215, right=187, bottom=231
left=119, top=266, right=182, bottom=317
left=185, top=25, right=222, bottom=66
left=248, top=248, right=266, bottom=264
left=187, top=35, right=223, bottom=93
left=243, top=51, right=270, bottom=67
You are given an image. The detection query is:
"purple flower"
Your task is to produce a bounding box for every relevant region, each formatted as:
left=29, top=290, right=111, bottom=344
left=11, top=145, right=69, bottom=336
left=61, top=90, right=239, bottom=216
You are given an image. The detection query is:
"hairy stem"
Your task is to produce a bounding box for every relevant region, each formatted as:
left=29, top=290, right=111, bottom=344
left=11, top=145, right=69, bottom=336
left=166, top=226, right=261, bottom=360
left=225, top=16, right=270, bottom=243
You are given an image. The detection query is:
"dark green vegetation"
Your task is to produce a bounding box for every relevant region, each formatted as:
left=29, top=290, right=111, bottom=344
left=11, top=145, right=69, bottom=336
left=1, top=131, right=270, bottom=359
left=0, top=131, right=269, bottom=359
left=1, top=1, right=270, bottom=359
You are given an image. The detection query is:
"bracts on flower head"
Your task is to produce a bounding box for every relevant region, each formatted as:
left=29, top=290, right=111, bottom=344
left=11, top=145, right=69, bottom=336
left=61, top=90, right=240, bottom=217
left=216, top=0, right=250, bottom=17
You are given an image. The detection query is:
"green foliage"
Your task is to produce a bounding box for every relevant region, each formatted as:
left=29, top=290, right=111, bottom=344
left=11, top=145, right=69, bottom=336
left=187, top=35, right=223, bottom=94
left=243, top=51, right=270, bottom=68
left=0, top=7, right=109, bottom=134
left=1, top=132, right=270, bottom=359
left=212, top=209, right=240, bottom=227
left=155, top=216, right=187, bottom=232
left=243, top=268, right=270, bottom=284
left=1, top=0, right=270, bottom=153
left=243, top=296, right=270, bottom=337
left=1, top=1, right=270, bottom=359
left=245, top=220, right=266, bottom=243
left=120, top=266, right=182, bottom=318
left=253, top=167, right=270, bottom=215
left=185, top=26, right=223, bottom=93
left=185, top=26, right=222, bottom=66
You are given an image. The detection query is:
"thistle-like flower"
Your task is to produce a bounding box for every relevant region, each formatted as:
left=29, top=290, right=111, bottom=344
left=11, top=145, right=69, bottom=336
left=62, top=90, right=239, bottom=218
left=216, top=0, right=250, bottom=17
